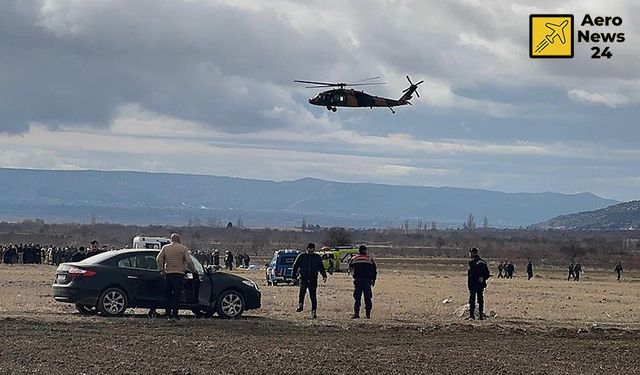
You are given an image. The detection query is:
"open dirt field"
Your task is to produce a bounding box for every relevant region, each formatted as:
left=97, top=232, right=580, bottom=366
left=2, top=259, right=640, bottom=374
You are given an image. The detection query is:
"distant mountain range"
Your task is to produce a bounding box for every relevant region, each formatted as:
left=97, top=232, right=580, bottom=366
left=534, top=201, right=640, bottom=230
left=0, top=168, right=619, bottom=228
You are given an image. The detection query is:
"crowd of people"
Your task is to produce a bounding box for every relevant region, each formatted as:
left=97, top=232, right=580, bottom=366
left=0, top=241, right=109, bottom=265
left=189, top=249, right=252, bottom=270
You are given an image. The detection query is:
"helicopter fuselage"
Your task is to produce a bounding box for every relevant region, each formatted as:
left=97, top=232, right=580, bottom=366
left=308, top=88, right=407, bottom=110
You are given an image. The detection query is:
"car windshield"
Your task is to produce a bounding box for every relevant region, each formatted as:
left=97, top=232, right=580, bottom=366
left=279, top=256, right=296, bottom=265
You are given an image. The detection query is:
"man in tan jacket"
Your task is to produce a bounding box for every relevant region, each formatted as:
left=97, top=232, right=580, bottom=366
left=156, top=233, right=197, bottom=319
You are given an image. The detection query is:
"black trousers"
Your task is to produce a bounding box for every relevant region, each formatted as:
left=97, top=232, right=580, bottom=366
left=298, top=278, right=318, bottom=311
left=164, top=273, right=184, bottom=318
left=353, top=278, right=372, bottom=315
left=468, top=287, right=484, bottom=317
left=527, top=272, right=533, bottom=280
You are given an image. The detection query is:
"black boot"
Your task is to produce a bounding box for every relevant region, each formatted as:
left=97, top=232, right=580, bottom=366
left=351, top=308, right=360, bottom=319
left=296, top=303, right=303, bottom=313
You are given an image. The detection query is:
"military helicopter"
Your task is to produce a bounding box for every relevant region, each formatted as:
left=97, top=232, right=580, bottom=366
left=294, top=76, right=423, bottom=113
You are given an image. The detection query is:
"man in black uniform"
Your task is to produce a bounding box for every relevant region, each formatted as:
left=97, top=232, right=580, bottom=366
left=614, top=262, right=623, bottom=282
left=567, top=261, right=575, bottom=281
left=526, top=260, right=534, bottom=280
left=467, top=247, right=491, bottom=320
left=212, top=249, right=220, bottom=267
left=348, top=245, right=377, bottom=319
left=573, top=262, right=582, bottom=281
left=292, top=243, right=327, bottom=319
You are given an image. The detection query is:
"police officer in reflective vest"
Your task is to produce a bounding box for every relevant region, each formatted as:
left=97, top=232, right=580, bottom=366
left=349, top=245, right=377, bottom=319
left=467, top=247, right=491, bottom=320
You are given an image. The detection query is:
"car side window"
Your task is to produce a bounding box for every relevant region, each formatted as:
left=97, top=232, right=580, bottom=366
left=118, top=256, right=135, bottom=268
left=135, top=255, right=158, bottom=270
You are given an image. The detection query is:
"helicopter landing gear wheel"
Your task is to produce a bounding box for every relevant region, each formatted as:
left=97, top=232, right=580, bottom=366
left=331, top=107, right=337, bottom=112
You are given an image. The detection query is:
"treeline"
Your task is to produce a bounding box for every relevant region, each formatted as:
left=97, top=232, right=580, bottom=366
left=1, top=221, right=639, bottom=267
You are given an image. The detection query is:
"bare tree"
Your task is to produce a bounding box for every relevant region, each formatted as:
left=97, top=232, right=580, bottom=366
left=324, top=227, right=352, bottom=246
left=483, top=217, right=489, bottom=229
left=464, top=214, right=476, bottom=230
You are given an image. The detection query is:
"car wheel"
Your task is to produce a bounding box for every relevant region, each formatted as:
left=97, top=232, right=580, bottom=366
left=216, top=290, right=245, bottom=319
left=75, top=303, right=97, bottom=315
left=97, top=287, right=128, bottom=317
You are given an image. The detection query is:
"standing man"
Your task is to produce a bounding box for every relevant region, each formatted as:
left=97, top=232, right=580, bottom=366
left=156, top=233, right=197, bottom=320
left=614, top=262, right=623, bottom=282
left=573, top=262, right=582, bottom=281
left=567, top=260, right=575, bottom=281
left=213, top=249, right=220, bottom=267
left=87, top=240, right=101, bottom=258
left=497, top=262, right=504, bottom=279
left=70, top=246, right=86, bottom=262
left=292, top=243, right=327, bottom=319
left=348, top=245, right=377, bottom=319
left=506, top=261, right=515, bottom=279
left=526, top=260, right=534, bottom=280
left=467, top=247, right=491, bottom=320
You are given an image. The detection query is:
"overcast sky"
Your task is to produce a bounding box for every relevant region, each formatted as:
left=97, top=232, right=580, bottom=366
left=1, top=0, right=639, bottom=201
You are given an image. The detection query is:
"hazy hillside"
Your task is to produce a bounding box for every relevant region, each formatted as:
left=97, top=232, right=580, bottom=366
left=534, top=201, right=640, bottom=230
left=0, top=168, right=618, bottom=227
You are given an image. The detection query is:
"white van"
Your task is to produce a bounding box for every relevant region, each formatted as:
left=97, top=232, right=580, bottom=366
left=132, top=236, right=170, bottom=249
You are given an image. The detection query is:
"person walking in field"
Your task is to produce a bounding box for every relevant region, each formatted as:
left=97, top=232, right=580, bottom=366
left=497, top=262, right=504, bottom=278
left=348, top=245, right=377, bottom=319
left=506, top=261, right=515, bottom=279
left=614, top=262, right=623, bottom=282
left=573, top=262, right=582, bottom=281
left=466, top=247, right=491, bottom=320
left=292, top=243, right=327, bottom=319
left=156, top=233, right=198, bottom=320
left=567, top=261, right=575, bottom=281
left=526, top=260, right=534, bottom=280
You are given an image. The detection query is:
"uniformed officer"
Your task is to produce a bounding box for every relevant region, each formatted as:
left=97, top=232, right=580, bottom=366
left=573, top=262, right=582, bottom=281
left=348, top=245, right=377, bottom=319
left=467, top=247, right=491, bottom=320
left=526, top=260, right=534, bottom=280
left=614, top=262, right=623, bottom=282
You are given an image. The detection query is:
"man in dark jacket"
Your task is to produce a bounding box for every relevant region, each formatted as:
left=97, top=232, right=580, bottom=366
left=526, top=260, right=534, bottom=280
left=70, top=247, right=86, bottom=262
left=614, top=262, right=623, bottom=282
left=348, top=245, right=377, bottom=319
left=467, top=247, right=491, bottom=320
left=292, top=243, right=327, bottom=319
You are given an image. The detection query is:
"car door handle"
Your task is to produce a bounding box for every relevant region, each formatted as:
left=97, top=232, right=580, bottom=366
left=127, top=275, right=139, bottom=279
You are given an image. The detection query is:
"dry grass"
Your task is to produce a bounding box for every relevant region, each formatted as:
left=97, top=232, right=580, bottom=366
left=2, top=258, right=636, bottom=330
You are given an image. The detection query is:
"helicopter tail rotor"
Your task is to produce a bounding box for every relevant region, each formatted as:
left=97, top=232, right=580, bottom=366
left=400, top=76, right=424, bottom=102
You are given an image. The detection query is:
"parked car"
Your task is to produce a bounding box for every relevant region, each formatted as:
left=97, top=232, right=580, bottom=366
left=52, top=249, right=261, bottom=318
left=265, top=249, right=300, bottom=285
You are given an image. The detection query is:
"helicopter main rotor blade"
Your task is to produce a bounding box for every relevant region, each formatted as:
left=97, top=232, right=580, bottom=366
left=346, top=82, right=388, bottom=87
left=294, top=80, right=343, bottom=86
left=351, top=76, right=381, bottom=83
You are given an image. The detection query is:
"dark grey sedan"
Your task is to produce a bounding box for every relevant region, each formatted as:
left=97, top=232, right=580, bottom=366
left=52, top=249, right=261, bottom=318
